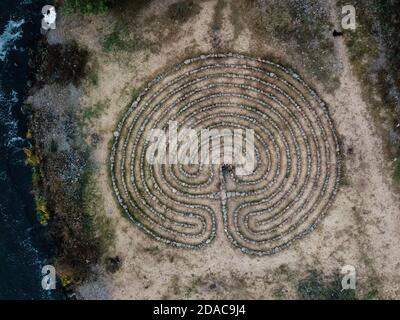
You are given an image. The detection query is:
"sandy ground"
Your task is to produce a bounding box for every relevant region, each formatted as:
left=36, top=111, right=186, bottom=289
left=50, top=0, right=400, bottom=299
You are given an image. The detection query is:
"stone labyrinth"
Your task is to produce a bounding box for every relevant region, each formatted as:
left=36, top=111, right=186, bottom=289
left=110, top=53, right=341, bottom=256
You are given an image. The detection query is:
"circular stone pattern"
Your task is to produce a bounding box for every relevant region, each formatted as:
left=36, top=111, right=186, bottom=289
left=110, top=53, right=341, bottom=256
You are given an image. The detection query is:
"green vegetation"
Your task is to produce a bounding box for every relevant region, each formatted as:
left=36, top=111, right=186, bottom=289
left=63, top=0, right=109, bottom=15
left=44, top=152, right=100, bottom=279
left=364, top=287, right=379, bottom=300
left=131, top=87, right=141, bottom=101
left=338, top=0, right=400, bottom=186
left=29, top=39, right=115, bottom=282
left=231, top=0, right=336, bottom=88
left=184, top=276, right=202, bottom=297
left=167, top=0, right=201, bottom=23
left=23, top=133, right=49, bottom=225
left=32, top=170, right=43, bottom=188
left=104, top=256, right=122, bottom=273
left=34, top=194, right=50, bottom=225
left=84, top=56, right=100, bottom=86
left=24, top=148, right=40, bottom=166
left=80, top=100, right=108, bottom=125
left=88, top=72, right=99, bottom=86
left=103, top=28, right=138, bottom=52
left=81, top=167, right=115, bottom=254
left=103, top=30, right=125, bottom=51
left=59, top=273, right=74, bottom=287
left=298, top=270, right=356, bottom=300
left=272, top=286, right=287, bottom=299
left=26, top=129, right=33, bottom=139
left=395, top=161, right=400, bottom=184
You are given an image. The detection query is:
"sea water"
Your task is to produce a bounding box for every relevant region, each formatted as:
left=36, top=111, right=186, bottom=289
left=0, top=0, right=63, bottom=299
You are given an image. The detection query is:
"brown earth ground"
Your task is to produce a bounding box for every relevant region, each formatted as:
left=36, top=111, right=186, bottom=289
left=47, top=0, right=400, bottom=299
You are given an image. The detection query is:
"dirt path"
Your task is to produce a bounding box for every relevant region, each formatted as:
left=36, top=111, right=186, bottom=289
left=324, top=0, right=400, bottom=297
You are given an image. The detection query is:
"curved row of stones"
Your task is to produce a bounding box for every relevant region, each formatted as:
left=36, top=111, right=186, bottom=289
left=110, top=53, right=341, bottom=255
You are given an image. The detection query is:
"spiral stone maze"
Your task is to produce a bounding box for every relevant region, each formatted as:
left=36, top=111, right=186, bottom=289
left=110, top=53, right=341, bottom=256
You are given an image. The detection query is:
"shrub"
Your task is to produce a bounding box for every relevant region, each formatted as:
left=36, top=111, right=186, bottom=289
left=102, top=29, right=137, bottom=52
left=31, top=41, right=89, bottom=87
left=167, top=0, right=200, bottom=23
left=64, top=0, right=109, bottom=15
left=395, top=160, right=400, bottom=184
left=24, top=148, right=40, bottom=166
left=298, top=270, right=356, bottom=300
left=34, top=194, right=50, bottom=225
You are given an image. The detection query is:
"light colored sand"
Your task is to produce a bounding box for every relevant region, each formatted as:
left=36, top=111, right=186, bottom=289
left=53, top=0, right=400, bottom=299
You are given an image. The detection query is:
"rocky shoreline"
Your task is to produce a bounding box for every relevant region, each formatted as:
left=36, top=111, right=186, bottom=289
left=25, top=27, right=110, bottom=297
